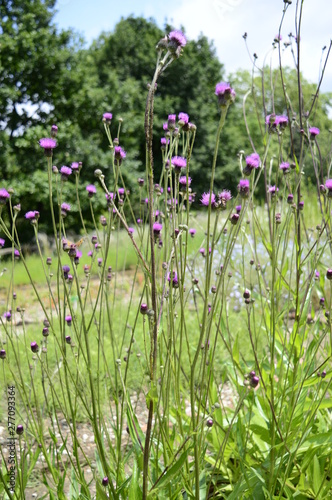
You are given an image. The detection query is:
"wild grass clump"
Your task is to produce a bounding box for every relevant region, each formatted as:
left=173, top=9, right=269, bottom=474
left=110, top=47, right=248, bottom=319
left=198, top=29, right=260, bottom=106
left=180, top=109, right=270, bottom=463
left=1, top=3, right=332, bottom=499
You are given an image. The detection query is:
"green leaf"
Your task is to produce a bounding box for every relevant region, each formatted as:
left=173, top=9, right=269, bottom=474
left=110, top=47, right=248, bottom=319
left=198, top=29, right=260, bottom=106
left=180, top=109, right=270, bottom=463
left=96, top=482, right=109, bottom=500
left=312, top=455, right=321, bottom=495
left=126, top=395, right=145, bottom=455
left=146, top=384, right=158, bottom=407
left=232, top=335, right=240, bottom=366
left=148, top=445, right=192, bottom=496
left=128, top=461, right=141, bottom=499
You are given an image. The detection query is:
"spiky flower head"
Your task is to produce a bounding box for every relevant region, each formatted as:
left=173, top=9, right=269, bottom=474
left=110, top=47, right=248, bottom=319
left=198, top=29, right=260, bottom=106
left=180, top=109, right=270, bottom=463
left=215, top=81, right=236, bottom=107
left=39, top=138, right=57, bottom=157
left=171, top=156, right=187, bottom=173
left=309, top=127, right=320, bottom=139
left=280, top=162, right=290, bottom=173
left=86, top=184, right=97, bottom=198
left=114, top=146, right=126, bottom=165
left=168, top=30, right=187, bottom=57
left=238, top=179, right=250, bottom=198
left=60, top=166, right=72, bottom=180
left=201, top=192, right=216, bottom=207
left=103, top=113, right=113, bottom=123
left=0, top=188, right=10, bottom=204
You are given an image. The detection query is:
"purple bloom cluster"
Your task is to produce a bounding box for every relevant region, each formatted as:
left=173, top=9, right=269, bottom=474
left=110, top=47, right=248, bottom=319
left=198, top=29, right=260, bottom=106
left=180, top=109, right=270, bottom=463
left=86, top=184, right=97, bottom=197
left=167, top=30, right=187, bottom=57
left=244, top=153, right=260, bottom=176
left=114, top=146, right=126, bottom=165
left=25, top=210, right=40, bottom=222
left=201, top=190, right=231, bottom=210
left=309, top=127, right=320, bottom=139
left=39, top=138, right=57, bottom=156
left=171, top=156, right=187, bottom=173
left=238, top=179, right=250, bottom=198
left=0, top=188, right=10, bottom=204
left=103, top=113, right=113, bottom=123
left=215, top=81, right=236, bottom=106
left=60, top=166, right=72, bottom=180
left=266, top=114, right=288, bottom=132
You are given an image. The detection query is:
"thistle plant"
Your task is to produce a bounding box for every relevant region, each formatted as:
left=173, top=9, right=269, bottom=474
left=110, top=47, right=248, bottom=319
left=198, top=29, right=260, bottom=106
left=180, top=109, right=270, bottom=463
left=0, top=2, right=332, bottom=499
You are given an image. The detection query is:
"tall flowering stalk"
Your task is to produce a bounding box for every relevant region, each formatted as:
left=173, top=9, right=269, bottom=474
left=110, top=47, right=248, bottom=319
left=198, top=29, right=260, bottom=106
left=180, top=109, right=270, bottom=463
left=142, top=29, right=187, bottom=499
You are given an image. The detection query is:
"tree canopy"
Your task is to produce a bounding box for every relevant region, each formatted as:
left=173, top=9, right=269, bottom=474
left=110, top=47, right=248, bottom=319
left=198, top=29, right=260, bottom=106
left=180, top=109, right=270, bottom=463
left=1, top=1, right=331, bottom=240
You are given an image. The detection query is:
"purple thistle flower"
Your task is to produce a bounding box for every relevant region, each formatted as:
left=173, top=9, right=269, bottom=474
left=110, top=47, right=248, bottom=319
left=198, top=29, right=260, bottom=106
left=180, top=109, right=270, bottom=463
left=276, top=115, right=288, bottom=129
left=153, top=223, right=162, bottom=235
left=86, top=184, right=97, bottom=198
left=178, top=112, right=190, bottom=130
left=309, top=127, right=320, bottom=139
left=71, top=162, right=80, bottom=172
left=39, top=138, right=57, bottom=156
left=179, top=175, right=192, bottom=187
left=114, top=146, right=126, bottom=165
left=14, top=249, right=20, bottom=259
left=30, top=341, right=39, bottom=353
left=199, top=247, right=206, bottom=256
left=163, top=122, right=168, bottom=131
left=167, top=271, right=179, bottom=288
left=326, top=179, right=332, bottom=197
left=326, top=269, right=332, bottom=281
left=61, top=203, right=71, bottom=217
left=3, top=311, right=11, bottom=321
left=168, top=30, right=187, bottom=56
left=215, top=81, right=236, bottom=106
left=65, top=315, right=72, bottom=325
left=230, top=213, right=240, bottom=225
left=62, top=265, right=70, bottom=278
left=161, top=137, right=169, bottom=149
left=171, top=156, right=187, bottom=173
left=61, top=203, right=71, bottom=212
left=103, top=113, right=113, bottom=123
left=25, top=210, right=39, bottom=222
left=266, top=114, right=288, bottom=132
left=236, top=205, right=242, bottom=213
left=287, top=193, right=294, bottom=204
left=0, top=349, right=6, bottom=359
left=65, top=335, right=71, bottom=344
left=0, top=238, right=5, bottom=247
left=102, top=477, right=109, bottom=487
left=280, top=162, right=290, bottom=173
left=60, top=166, right=72, bottom=180
left=244, top=153, right=260, bottom=175
left=189, top=228, right=196, bottom=237
left=201, top=192, right=216, bottom=207
left=178, top=112, right=189, bottom=125
left=88, top=250, right=93, bottom=257
left=218, top=190, right=232, bottom=207
left=269, top=185, right=279, bottom=196
left=168, top=114, right=176, bottom=130
left=140, top=303, right=148, bottom=315
left=0, top=188, right=10, bottom=204
left=238, top=179, right=250, bottom=198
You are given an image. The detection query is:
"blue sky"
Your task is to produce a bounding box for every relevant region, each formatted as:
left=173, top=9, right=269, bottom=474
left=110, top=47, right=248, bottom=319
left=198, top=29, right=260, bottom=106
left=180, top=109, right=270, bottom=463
left=54, top=0, right=332, bottom=93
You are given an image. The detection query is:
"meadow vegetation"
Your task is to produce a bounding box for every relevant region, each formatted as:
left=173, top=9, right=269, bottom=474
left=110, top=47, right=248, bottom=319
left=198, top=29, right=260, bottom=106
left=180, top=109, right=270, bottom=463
left=1, top=1, right=332, bottom=499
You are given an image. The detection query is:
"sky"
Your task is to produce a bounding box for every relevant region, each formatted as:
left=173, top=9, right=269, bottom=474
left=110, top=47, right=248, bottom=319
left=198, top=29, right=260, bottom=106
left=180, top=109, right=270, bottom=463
left=54, top=0, right=332, bottom=93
